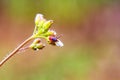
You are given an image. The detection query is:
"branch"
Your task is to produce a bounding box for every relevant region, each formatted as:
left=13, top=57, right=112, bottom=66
left=0, top=36, right=33, bottom=67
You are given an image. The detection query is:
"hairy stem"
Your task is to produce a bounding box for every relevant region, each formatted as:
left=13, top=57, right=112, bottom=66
left=0, top=36, right=34, bottom=67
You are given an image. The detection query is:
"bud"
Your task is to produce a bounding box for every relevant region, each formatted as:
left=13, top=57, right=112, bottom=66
left=29, top=43, right=36, bottom=50
left=33, top=14, right=46, bottom=35
left=44, top=30, right=56, bottom=37
left=36, top=43, right=45, bottom=50
left=29, top=38, right=45, bottom=51
left=42, top=20, right=53, bottom=32
left=30, top=42, right=45, bottom=51
left=48, top=30, right=56, bottom=36
left=35, top=14, right=45, bottom=25
left=33, top=38, right=41, bottom=44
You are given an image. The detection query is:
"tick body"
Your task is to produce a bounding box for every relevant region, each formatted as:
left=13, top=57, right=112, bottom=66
left=49, top=36, right=58, bottom=42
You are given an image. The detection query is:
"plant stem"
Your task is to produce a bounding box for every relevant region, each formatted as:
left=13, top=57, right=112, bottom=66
left=0, top=36, right=34, bottom=67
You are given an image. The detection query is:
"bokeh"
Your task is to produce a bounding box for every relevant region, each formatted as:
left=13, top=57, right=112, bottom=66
left=0, top=0, right=120, bottom=80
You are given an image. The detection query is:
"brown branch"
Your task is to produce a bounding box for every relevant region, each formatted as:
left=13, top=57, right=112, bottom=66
left=0, top=36, right=34, bottom=67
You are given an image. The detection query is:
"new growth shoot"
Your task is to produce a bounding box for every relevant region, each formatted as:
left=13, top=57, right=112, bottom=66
left=0, top=13, right=64, bottom=67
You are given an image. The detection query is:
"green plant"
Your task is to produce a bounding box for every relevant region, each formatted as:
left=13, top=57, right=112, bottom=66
left=0, top=13, right=64, bottom=67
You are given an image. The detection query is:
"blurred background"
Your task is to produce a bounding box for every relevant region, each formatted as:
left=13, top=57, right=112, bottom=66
left=0, top=0, right=120, bottom=80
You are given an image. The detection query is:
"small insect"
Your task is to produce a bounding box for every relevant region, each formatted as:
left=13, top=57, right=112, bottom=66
left=48, top=35, right=64, bottom=47
left=49, top=36, right=58, bottom=42
left=49, top=35, right=62, bottom=42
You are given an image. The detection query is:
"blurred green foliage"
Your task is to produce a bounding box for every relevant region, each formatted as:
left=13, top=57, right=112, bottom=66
left=2, top=0, right=114, bottom=24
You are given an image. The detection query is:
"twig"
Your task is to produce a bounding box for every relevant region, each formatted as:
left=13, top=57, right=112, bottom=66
left=0, top=36, right=33, bottom=67
left=0, top=13, right=64, bottom=67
